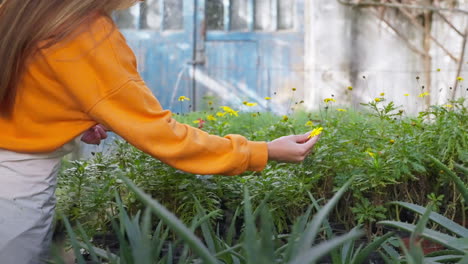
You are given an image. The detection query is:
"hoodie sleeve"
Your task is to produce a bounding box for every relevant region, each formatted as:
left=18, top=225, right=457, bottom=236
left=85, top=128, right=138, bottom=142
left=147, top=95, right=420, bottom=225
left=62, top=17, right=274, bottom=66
left=45, top=15, right=268, bottom=175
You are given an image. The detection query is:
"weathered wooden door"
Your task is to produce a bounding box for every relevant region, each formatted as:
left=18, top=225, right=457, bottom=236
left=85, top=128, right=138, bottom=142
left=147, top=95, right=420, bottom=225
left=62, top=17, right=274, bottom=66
left=114, top=0, right=304, bottom=112
left=194, top=0, right=305, bottom=111
left=115, top=0, right=196, bottom=112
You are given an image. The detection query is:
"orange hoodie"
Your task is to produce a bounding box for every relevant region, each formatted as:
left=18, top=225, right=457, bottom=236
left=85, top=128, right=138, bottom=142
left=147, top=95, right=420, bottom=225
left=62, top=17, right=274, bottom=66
left=0, top=14, right=268, bottom=176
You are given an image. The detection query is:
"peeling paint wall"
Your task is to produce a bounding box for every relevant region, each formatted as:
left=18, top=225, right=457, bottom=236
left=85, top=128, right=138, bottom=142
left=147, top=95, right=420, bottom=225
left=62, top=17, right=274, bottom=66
left=305, top=0, right=468, bottom=114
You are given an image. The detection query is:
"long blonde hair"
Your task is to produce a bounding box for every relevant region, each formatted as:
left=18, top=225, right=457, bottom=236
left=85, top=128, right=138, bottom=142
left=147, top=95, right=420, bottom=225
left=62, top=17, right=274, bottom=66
left=0, top=0, right=137, bottom=115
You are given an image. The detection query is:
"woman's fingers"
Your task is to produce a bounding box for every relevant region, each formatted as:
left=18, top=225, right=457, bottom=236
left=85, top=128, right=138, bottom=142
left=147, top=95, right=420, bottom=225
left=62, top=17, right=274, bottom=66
left=95, top=125, right=108, bottom=139
left=302, top=135, right=320, bottom=157
left=267, top=133, right=321, bottom=163
left=296, top=135, right=320, bottom=162
left=294, top=132, right=311, bottom=144
left=81, top=124, right=108, bottom=145
left=304, top=134, right=320, bottom=148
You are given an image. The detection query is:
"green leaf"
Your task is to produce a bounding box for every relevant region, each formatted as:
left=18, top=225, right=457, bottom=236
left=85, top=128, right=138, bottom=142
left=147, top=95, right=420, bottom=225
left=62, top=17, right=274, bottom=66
left=411, top=205, right=432, bottom=246
left=428, top=155, right=468, bottom=205
left=448, top=237, right=468, bottom=251
left=226, top=207, right=240, bottom=246
left=76, top=241, right=119, bottom=262
left=288, top=228, right=364, bottom=264
left=380, top=241, right=401, bottom=261
left=75, top=223, right=100, bottom=263
left=391, top=201, right=468, bottom=237
left=243, top=186, right=259, bottom=264
left=194, top=198, right=217, bottom=254
left=341, top=238, right=355, bottom=264
left=59, top=213, right=87, bottom=264
left=379, top=221, right=465, bottom=253
left=353, top=231, right=394, bottom=264
left=283, top=205, right=313, bottom=261
left=118, top=175, right=219, bottom=264
left=426, top=255, right=464, bottom=262
left=295, top=177, right=356, bottom=257
left=457, top=254, right=468, bottom=263
left=259, top=206, right=276, bottom=263
left=454, top=163, right=468, bottom=175
left=378, top=250, right=395, bottom=264
left=308, top=192, right=341, bottom=264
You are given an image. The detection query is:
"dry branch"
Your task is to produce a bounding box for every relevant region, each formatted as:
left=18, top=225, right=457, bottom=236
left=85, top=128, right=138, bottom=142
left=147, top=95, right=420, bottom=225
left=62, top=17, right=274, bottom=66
left=337, top=0, right=468, bottom=15
left=389, top=0, right=460, bottom=62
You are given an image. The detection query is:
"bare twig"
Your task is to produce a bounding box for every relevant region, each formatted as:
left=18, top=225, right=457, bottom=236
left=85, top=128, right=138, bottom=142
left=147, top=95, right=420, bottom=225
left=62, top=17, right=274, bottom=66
left=369, top=10, right=427, bottom=57
left=433, top=0, right=464, bottom=36
left=423, top=10, right=432, bottom=108
left=435, top=12, right=464, bottom=37
left=390, top=0, right=460, bottom=63
left=337, top=0, right=468, bottom=15
left=452, top=27, right=468, bottom=99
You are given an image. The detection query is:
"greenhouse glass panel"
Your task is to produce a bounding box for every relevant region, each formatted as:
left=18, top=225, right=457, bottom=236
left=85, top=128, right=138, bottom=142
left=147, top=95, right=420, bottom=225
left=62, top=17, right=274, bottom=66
left=231, top=0, right=249, bottom=31
left=163, top=0, right=183, bottom=30
left=143, top=0, right=161, bottom=30
left=278, top=0, right=293, bottom=30
left=255, top=0, right=274, bottom=31
left=206, top=0, right=224, bottom=30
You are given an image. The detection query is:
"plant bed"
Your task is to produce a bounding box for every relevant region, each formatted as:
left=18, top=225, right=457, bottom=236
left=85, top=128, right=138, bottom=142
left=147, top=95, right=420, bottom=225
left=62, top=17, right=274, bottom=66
left=401, top=237, right=445, bottom=255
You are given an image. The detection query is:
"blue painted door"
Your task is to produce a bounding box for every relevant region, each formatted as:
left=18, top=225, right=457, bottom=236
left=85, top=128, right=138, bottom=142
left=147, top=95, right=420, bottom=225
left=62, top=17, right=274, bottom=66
left=194, top=0, right=305, bottom=112
left=114, top=0, right=304, bottom=112
left=115, top=0, right=196, bottom=112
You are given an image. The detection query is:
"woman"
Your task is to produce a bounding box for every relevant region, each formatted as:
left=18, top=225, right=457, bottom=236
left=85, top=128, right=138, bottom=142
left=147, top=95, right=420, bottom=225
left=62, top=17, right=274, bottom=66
left=0, top=0, right=320, bottom=263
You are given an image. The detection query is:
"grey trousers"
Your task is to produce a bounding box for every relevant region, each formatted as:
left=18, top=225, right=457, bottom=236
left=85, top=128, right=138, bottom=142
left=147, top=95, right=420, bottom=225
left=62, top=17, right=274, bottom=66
left=0, top=140, right=77, bottom=264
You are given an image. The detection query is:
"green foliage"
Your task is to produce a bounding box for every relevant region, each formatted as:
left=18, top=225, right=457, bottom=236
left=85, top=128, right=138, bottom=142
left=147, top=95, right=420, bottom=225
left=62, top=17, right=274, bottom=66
left=378, top=160, right=468, bottom=263
left=56, top=98, right=468, bottom=239
left=379, top=201, right=468, bottom=263
left=351, top=197, right=387, bottom=225
left=57, top=176, right=363, bottom=264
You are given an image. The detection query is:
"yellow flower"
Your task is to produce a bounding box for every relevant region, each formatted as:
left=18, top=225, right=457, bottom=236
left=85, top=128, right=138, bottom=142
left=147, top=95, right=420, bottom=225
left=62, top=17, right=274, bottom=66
left=308, top=127, right=323, bottom=139
left=252, top=113, right=258, bottom=117
left=437, top=68, right=441, bottom=72
left=336, top=108, right=347, bottom=112
left=367, top=151, right=376, bottom=158
left=443, top=104, right=453, bottom=108
left=292, top=88, right=297, bottom=91
left=265, top=97, right=272, bottom=100
left=282, top=115, right=289, bottom=122
left=457, top=76, right=464, bottom=81
left=380, top=93, right=385, bottom=96
left=207, top=114, right=217, bottom=121
left=404, top=93, right=410, bottom=96
left=374, top=98, right=381, bottom=102
left=418, top=92, right=430, bottom=98
left=216, top=112, right=227, bottom=117
left=193, top=120, right=201, bottom=124
left=305, top=121, right=314, bottom=127
left=244, top=102, right=258, bottom=107
left=220, top=106, right=239, bottom=116
left=389, top=139, right=395, bottom=144
left=347, top=86, right=353, bottom=91
left=324, top=98, right=336, bottom=103
left=178, top=96, right=190, bottom=101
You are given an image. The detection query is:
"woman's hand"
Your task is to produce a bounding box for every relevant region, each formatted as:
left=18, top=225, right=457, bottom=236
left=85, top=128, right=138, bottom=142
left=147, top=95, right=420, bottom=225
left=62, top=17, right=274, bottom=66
left=267, top=132, right=321, bottom=163
left=81, top=124, right=108, bottom=145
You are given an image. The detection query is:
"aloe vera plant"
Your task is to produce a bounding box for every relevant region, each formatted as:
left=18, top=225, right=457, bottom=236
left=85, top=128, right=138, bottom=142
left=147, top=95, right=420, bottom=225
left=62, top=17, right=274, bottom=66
left=378, top=157, right=468, bottom=263
left=57, top=175, right=364, bottom=263
left=379, top=202, right=468, bottom=263
left=309, top=193, right=394, bottom=264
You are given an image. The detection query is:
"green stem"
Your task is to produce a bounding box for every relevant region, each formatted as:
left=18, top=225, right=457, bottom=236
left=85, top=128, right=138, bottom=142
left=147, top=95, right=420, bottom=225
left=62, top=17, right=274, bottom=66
left=118, top=175, right=219, bottom=264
